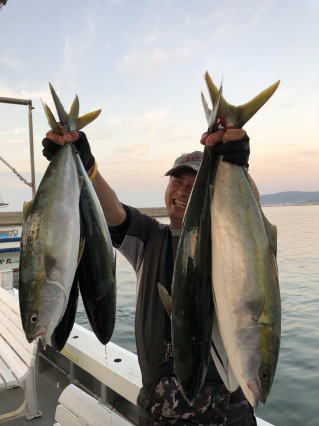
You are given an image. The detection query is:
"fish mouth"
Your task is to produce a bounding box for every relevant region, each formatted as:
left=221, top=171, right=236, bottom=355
left=247, top=379, right=262, bottom=408
left=28, top=327, right=46, bottom=343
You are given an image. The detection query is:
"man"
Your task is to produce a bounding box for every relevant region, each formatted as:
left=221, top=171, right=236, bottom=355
left=43, top=127, right=256, bottom=425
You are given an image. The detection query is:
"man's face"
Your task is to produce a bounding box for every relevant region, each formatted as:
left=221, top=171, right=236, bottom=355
left=165, top=168, right=197, bottom=229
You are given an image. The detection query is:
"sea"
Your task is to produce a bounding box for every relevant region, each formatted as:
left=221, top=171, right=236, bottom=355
left=11, top=205, right=319, bottom=426
left=78, top=205, right=318, bottom=426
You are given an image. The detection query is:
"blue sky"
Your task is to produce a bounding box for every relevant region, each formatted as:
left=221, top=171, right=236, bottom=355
left=0, top=0, right=318, bottom=210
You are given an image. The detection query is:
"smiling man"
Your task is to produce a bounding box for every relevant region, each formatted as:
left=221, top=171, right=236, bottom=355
left=43, top=127, right=254, bottom=426
left=164, top=152, right=201, bottom=229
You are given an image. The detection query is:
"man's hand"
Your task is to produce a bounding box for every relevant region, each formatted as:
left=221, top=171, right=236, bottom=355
left=200, top=129, right=250, bottom=167
left=42, top=130, right=95, bottom=172
left=200, top=128, right=245, bottom=146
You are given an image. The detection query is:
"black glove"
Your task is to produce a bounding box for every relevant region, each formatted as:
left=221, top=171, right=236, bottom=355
left=212, top=133, right=250, bottom=167
left=42, top=131, right=95, bottom=171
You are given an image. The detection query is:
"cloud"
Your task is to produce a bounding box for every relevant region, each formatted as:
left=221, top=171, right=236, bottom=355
left=0, top=138, right=26, bottom=147
left=0, top=85, right=50, bottom=103
left=118, top=38, right=207, bottom=75
left=119, top=48, right=171, bottom=74
left=100, top=107, right=171, bottom=136
left=0, top=57, right=21, bottom=70
left=184, top=13, right=192, bottom=25
left=84, top=10, right=97, bottom=33
left=13, top=128, right=27, bottom=135
left=198, top=0, right=274, bottom=42
left=134, top=107, right=171, bottom=129
left=54, top=37, right=78, bottom=89
left=250, top=147, right=319, bottom=193
left=144, top=31, right=171, bottom=45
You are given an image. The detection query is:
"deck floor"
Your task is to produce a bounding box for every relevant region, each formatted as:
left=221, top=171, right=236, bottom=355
left=0, top=362, right=69, bottom=425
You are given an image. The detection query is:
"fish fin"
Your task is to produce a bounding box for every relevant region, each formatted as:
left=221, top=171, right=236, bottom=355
left=69, top=94, right=79, bottom=118
left=68, top=95, right=80, bottom=131
left=208, top=82, right=222, bottom=132
left=75, top=109, right=102, bottom=130
left=246, top=295, right=265, bottom=322
left=22, top=200, right=33, bottom=221
left=113, top=250, right=117, bottom=276
left=235, top=80, right=280, bottom=128
left=49, top=82, right=70, bottom=129
left=204, top=72, right=280, bottom=128
left=157, top=283, right=172, bottom=318
left=51, top=277, right=79, bottom=351
left=261, top=211, right=278, bottom=256
left=201, top=92, right=211, bottom=122
left=211, top=313, right=239, bottom=392
left=203, top=75, right=223, bottom=133
left=77, top=238, right=85, bottom=265
left=245, top=171, right=278, bottom=255
left=41, top=99, right=62, bottom=135
left=44, top=250, right=57, bottom=276
left=245, top=172, right=261, bottom=205
left=78, top=173, right=84, bottom=190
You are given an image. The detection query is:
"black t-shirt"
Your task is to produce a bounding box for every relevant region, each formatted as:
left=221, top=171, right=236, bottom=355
left=109, top=204, right=245, bottom=403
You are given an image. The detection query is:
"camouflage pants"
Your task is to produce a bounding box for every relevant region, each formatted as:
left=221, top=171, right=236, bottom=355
left=137, top=376, right=232, bottom=426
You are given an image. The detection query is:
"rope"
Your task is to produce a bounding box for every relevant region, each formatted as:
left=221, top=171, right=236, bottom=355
left=0, top=155, right=32, bottom=187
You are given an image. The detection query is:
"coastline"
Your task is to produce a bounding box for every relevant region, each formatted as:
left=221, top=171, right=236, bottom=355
left=1, top=203, right=318, bottom=227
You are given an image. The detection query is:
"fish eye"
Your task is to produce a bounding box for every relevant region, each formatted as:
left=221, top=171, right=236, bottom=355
left=259, top=368, right=270, bottom=382
left=30, top=314, right=38, bottom=324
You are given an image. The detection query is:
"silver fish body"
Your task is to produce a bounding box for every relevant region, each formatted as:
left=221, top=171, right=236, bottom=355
left=19, top=143, right=81, bottom=346
left=210, top=160, right=281, bottom=408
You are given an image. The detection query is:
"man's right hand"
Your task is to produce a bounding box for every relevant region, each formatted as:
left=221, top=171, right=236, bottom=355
left=42, top=130, right=95, bottom=172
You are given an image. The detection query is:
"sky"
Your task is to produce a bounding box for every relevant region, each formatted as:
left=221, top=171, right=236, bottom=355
left=0, top=0, right=318, bottom=211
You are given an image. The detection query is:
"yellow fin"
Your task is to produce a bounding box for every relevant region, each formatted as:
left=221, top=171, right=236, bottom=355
left=45, top=83, right=101, bottom=132
left=261, top=211, right=278, bottom=255
left=69, top=95, right=79, bottom=118
left=75, top=109, right=102, bottom=130
left=204, top=71, right=280, bottom=128
left=49, top=82, right=69, bottom=128
left=41, top=101, right=62, bottom=135
left=77, top=238, right=85, bottom=265
left=22, top=200, right=32, bottom=222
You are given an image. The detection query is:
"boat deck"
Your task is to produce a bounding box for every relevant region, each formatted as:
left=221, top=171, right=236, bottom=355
left=0, top=358, right=69, bottom=425
left=0, top=279, right=274, bottom=426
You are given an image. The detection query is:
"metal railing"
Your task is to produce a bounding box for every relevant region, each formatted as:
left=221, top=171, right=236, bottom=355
left=0, top=97, right=36, bottom=198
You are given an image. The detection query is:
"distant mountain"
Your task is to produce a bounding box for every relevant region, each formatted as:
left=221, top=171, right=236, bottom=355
left=260, top=191, right=319, bottom=205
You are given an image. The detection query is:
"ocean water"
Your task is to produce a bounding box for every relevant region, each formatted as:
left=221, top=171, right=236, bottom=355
left=11, top=205, right=318, bottom=425
left=76, top=205, right=319, bottom=426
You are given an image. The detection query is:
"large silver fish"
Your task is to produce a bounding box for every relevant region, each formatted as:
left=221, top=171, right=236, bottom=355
left=210, top=162, right=281, bottom=407
left=19, top=143, right=82, bottom=346
left=201, top=72, right=281, bottom=407
left=19, top=83, right=102, bottom=348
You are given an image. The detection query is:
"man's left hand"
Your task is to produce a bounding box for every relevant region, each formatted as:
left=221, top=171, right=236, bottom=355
left=200, top=129, right=245, bottom=146
left=200, top=129, right=250, bottom=167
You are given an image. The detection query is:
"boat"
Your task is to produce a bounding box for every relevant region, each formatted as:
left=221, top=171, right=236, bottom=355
left=0, top=235, right=20, bottom=271
left=0, top=200, right=21, bottom=272
left=0, top=271, right=274, bottom=426
left=0, top=212, right=20, bottom=271
left=0, top=95, right=274, bottom=425
left=0, top=195, right=8, bottom=208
